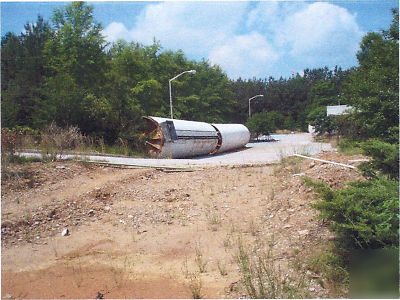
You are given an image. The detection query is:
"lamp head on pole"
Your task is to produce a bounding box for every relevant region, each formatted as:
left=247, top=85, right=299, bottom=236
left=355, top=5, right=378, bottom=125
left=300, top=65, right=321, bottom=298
left=169, top=69, right=197, bottom=119
left=248, top=94, right=264, bottom=117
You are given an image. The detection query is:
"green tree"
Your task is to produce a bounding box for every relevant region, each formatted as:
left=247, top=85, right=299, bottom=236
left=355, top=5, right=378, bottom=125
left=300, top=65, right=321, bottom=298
left=104, top=41, right=156, bottom=142
left=1, top=32, right=22, bottom=128
left=43, top=2, right=108, bottom=132
left=246, top=111, right=283, bottom=137
left=178, top=60, right=236, bottom=123
left=342, top=9, right=399, bottom=143
left=1, top=16, right=52, bottom=128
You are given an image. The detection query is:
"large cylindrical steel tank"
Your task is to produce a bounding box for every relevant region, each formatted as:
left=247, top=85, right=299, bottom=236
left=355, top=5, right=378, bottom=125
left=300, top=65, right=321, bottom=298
left=143, top=116, right=250, bottom=158
left=143, top=116, right=219, bottom=158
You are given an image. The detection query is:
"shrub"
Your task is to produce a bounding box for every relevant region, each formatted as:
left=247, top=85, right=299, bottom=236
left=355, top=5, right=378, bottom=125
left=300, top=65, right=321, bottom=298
left=337, top=138, right=363, bottom=156
left=304, top=177, right=399, bottom=250
left=1, top=128, right=17, bottom=156
left=246, top=112, right=276, bottom=137
left=13, top=126, right=40, bottom=149
left=283, top=115, right=296, bottom=131
left=358, top=139, right=399, bottom=180
left=40, top=122, right=85, bottom=160
left=246, top=111, right=285, bottom=137
left=306, top=106, right=337, bottom=135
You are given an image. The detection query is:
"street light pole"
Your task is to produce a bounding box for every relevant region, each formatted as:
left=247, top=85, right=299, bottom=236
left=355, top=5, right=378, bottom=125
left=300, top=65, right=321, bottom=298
left=169, top=70, right=196, bottom=119
left=248, top=94, right=264, bottom=117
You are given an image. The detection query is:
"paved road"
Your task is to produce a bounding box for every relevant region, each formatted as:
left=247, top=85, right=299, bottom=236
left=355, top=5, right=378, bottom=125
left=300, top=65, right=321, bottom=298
left=22, top=133, right=332, bottom=168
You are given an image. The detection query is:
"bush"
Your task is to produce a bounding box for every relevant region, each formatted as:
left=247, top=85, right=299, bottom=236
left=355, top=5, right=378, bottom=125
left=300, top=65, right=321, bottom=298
left=1, top=128, right=18, bottom=175
left=12, top=126, right=40, bottom=149
left=307, top=106, right=337, bottom=135
left=283, top=115, right=296, bottom=131
left=337, top=138, right=363, bottom=156
left=1, top=128, right=18, bottom=156
left=304, top=177, right=399, bottom=250
left=40, top=122, right=85, bottom=161
left=246, top=111, right=285, bottom=137
left=358, top=139, right=399, bottom=180
left=336, top=113, right=362, bottom=140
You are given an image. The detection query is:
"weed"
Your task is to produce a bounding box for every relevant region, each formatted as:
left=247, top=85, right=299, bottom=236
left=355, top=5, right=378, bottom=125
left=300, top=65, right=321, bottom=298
left=337, top=138, right=363, bottom=156
left=109, top=254, right=134, bottom=288
left=98, top=137, right=105, bottom=153
left=283, top=156, right=303, bottom=174
left=9, top=155, right=42, bottom=164
left=307, top=249, right=349, bottom=290
left=230, top=222, right=237, bottom=234
left=291, top=249, right=303, bottom=272
left=235, top=238, right=307, bottom=298
left=222, top=234, right=232, bottom=251
left=50, top=239, right=59, bottom=258
left=205, top=206, right=222, bottom=231
left=188, top=273, right=202, bottom=299
left=217, top=260, right=228, bottom=276
left=40, top=122, right=85, bottom=161
left=182, top=256, right=203, bottom=298
left=70, top=258, right=84, bottom=288
left=194, top=245, right=208, bottom=273
left=248, top=219, right=259, bottom=237
left=208, top=213, right=222, bottom=226
left=1, top=129, right=18, bottom=176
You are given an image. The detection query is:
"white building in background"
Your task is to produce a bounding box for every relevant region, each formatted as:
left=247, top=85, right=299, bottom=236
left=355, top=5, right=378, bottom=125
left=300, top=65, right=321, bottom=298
left=326, top=105, right=354, bottom=116
left=308, top=105, right=354, bottom=136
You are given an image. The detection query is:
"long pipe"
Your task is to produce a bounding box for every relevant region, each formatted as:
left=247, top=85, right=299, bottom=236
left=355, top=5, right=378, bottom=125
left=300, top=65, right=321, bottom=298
left=293, top=154, right=356, bottom=169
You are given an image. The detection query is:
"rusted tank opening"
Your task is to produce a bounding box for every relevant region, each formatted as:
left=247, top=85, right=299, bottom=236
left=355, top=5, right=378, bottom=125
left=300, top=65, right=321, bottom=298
left=209, top=125, right=222, bottom=155
left=142, top=116, right=164, bottom=156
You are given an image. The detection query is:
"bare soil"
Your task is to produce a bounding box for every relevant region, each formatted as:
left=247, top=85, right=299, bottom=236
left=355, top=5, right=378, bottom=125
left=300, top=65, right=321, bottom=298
left=1, top=151, right=365, bottom=299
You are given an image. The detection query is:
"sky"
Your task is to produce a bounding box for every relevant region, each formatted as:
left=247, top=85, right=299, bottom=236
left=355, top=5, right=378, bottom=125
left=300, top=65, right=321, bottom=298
left=1, top=1, right=398, bottom=79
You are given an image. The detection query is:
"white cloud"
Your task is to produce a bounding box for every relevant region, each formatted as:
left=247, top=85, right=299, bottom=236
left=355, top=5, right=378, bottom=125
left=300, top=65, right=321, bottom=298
left=102, top=1, right=363, bottom=79
left=103, top=22, right=130, bottom=42
left=209, top=32, right=279, bottom=79
left=276, top=2, right=363, bottom=65
left=103, top=2, right=247, bottom=58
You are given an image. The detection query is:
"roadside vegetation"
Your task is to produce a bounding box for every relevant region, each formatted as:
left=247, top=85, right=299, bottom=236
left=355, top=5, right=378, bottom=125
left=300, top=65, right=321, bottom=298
left=238, top=9, right=399, bottom=298
left=303, top=10, right=399, bottom=298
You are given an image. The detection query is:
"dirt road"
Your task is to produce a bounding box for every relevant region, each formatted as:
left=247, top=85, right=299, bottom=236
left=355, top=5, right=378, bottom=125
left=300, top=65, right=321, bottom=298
left=1, top=151, right=363, bottom=298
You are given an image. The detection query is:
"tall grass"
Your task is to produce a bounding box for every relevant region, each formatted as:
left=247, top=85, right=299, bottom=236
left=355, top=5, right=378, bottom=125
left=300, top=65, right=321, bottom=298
left=235, top=238, right=307, bottom=298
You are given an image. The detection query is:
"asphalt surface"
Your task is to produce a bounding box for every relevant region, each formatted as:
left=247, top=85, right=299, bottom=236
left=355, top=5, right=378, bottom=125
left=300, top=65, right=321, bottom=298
left=21, top=133, right=333, bottom=168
